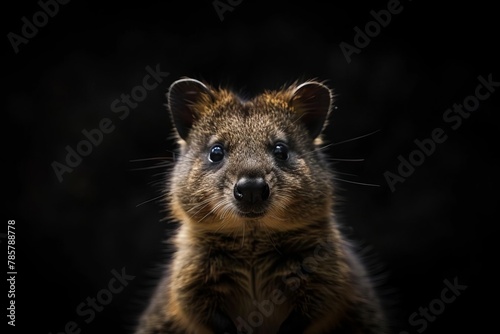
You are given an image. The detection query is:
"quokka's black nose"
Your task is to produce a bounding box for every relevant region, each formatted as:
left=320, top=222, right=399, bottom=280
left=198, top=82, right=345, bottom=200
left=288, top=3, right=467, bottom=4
left=233, top=177, right=270, bottom=204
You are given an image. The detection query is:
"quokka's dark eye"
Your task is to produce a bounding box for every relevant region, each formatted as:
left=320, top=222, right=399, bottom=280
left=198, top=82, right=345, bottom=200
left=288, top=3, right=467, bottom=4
left=209, top=145, right=224, bottom=163
left=273, top=143, right=289, bottom=161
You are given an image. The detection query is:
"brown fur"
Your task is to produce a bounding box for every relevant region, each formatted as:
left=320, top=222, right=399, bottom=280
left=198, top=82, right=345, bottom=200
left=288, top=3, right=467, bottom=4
left=135, top=79, right=386, bottom=334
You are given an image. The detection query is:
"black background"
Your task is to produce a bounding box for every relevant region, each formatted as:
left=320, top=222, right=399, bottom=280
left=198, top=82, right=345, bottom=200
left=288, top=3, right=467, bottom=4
left=5, top=0, right=499, bottom=333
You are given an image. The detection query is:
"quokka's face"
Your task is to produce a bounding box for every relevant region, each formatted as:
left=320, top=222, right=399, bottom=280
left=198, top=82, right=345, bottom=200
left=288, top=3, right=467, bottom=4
left=167, top=79, right=335, bottom=232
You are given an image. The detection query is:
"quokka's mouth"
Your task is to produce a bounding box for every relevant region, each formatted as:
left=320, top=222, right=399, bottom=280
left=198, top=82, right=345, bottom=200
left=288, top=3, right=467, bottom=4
left=236, top=210, right=266, bottom=219
left=233, top=200, right=270, bottom=219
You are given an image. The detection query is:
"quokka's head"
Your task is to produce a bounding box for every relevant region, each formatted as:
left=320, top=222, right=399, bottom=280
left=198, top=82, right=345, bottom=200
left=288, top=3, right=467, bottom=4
left=166, top=78, right=335, bottom=233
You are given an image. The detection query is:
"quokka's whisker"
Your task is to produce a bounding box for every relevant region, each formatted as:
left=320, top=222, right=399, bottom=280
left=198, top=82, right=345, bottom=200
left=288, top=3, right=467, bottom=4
left=329, top=129, right=381, bottom=147
left=332, top=177, right=380, bottom=187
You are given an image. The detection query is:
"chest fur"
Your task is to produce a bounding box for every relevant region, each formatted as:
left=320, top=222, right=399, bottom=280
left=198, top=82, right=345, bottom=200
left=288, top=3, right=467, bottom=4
left=174, top=226, right=334, bottom=333
left=209, top=243, right=293, bottom=333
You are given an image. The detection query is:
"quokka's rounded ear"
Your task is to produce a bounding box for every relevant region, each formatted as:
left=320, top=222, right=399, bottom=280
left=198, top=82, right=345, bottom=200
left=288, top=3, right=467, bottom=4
left=167, top=78, right=214, bottom=140
left=289, top=81, right=333, bottom=139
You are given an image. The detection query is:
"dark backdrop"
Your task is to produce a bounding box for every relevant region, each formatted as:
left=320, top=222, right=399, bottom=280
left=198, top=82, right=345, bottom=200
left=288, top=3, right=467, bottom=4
left=5, top=1, right=499, bottom=333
